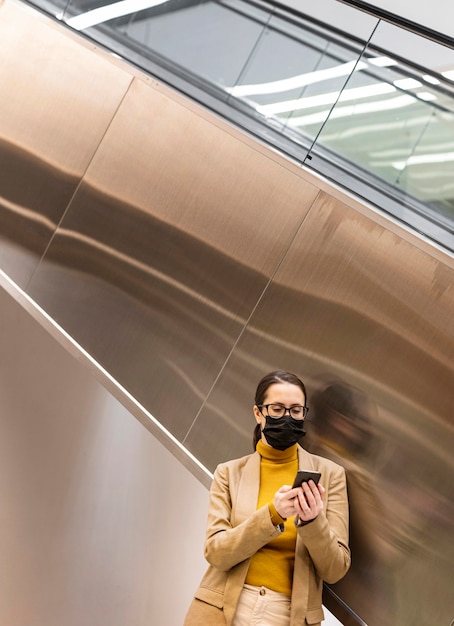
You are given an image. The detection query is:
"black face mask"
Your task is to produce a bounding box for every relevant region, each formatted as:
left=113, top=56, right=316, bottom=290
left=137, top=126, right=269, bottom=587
left=262, top=415, right=306, bottom=450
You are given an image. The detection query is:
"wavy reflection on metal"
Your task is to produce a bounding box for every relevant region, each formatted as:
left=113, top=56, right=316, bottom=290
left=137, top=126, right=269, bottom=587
left=0, top=2, right=453, bottom=625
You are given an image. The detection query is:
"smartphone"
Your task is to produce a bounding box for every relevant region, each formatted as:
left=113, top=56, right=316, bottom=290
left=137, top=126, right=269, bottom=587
left=292, top=470, right=321, bottom=488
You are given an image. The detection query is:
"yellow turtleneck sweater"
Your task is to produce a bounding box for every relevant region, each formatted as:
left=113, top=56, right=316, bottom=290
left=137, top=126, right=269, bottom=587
left=245, top=440, right=299, bottom=595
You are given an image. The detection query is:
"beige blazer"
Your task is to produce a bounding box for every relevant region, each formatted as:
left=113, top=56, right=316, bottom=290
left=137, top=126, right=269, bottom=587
left=185, top=445, right=350, bottom=626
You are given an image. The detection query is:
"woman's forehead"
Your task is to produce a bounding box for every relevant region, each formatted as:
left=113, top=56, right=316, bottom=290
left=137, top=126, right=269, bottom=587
left=265, top=382, right=305, bottom=402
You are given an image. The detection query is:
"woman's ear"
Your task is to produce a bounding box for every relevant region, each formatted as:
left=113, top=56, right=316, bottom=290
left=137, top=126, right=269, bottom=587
left=253, top=405, right=262, bottom=424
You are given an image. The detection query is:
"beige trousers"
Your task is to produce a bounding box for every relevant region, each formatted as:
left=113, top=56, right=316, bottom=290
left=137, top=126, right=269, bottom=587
left=232, top=585, right=291, bottom=626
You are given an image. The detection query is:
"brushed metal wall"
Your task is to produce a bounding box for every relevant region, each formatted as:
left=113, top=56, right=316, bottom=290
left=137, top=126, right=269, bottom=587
left=0, top=0, right=132, bottom=286
left=1, top=1, right=453, bottom=625
left=25, top=75, right=321, bottom=442
left=0, top=280, right=209, bottom=626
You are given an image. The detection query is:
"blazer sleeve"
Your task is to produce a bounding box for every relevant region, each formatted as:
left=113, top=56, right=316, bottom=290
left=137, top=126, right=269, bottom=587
left=296, top=463, right=351, bottom=583
left=204, top=462, right=281, bottom=572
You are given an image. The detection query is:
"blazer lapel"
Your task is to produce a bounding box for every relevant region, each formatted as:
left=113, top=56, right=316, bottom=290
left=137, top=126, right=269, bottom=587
left=298, top=445, right=315, bottom=470
left=231, top=452, right=261, bottom=526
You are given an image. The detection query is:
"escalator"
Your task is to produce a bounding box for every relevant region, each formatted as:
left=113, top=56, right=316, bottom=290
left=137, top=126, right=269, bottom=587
left=0, top=1, right=453, bottom=625
left=29, top=0, right=454, bottom=252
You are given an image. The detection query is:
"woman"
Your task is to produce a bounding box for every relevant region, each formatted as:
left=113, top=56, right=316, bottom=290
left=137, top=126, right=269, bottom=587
left=184, top=370, right=350, bottom=626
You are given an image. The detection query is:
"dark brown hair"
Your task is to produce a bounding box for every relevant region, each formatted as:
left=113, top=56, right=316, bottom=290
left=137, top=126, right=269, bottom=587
left=253, top=370, right=307, bottom=448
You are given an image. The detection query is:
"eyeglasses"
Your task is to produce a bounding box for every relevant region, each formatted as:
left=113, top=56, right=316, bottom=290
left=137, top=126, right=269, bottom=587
left=258, top=403, right=309, bottom=420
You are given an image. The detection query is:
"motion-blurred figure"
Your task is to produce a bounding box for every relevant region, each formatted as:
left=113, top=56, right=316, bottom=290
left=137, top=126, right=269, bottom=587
left=307, top=377, right=393, bottom=626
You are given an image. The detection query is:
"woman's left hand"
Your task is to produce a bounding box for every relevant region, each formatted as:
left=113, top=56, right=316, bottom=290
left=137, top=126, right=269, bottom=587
left=294, top=481, right=325, bottom=522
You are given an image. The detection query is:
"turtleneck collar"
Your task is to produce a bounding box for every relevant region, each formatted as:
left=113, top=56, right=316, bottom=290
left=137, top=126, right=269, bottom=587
left=256, top=440, right=298, bottom=463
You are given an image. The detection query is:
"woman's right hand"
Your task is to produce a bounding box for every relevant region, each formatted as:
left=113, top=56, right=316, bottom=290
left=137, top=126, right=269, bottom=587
left=273, top=485, right=302, bottom=519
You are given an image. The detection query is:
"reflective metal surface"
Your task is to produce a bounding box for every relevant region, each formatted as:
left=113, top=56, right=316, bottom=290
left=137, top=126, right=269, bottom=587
left=0, top=277, right=210, bottom=626
left=1, top=1, right=454, bottom=625
left=0, top=0, right=131, bottom=286
left=25, top=75, right=319, bottom=438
